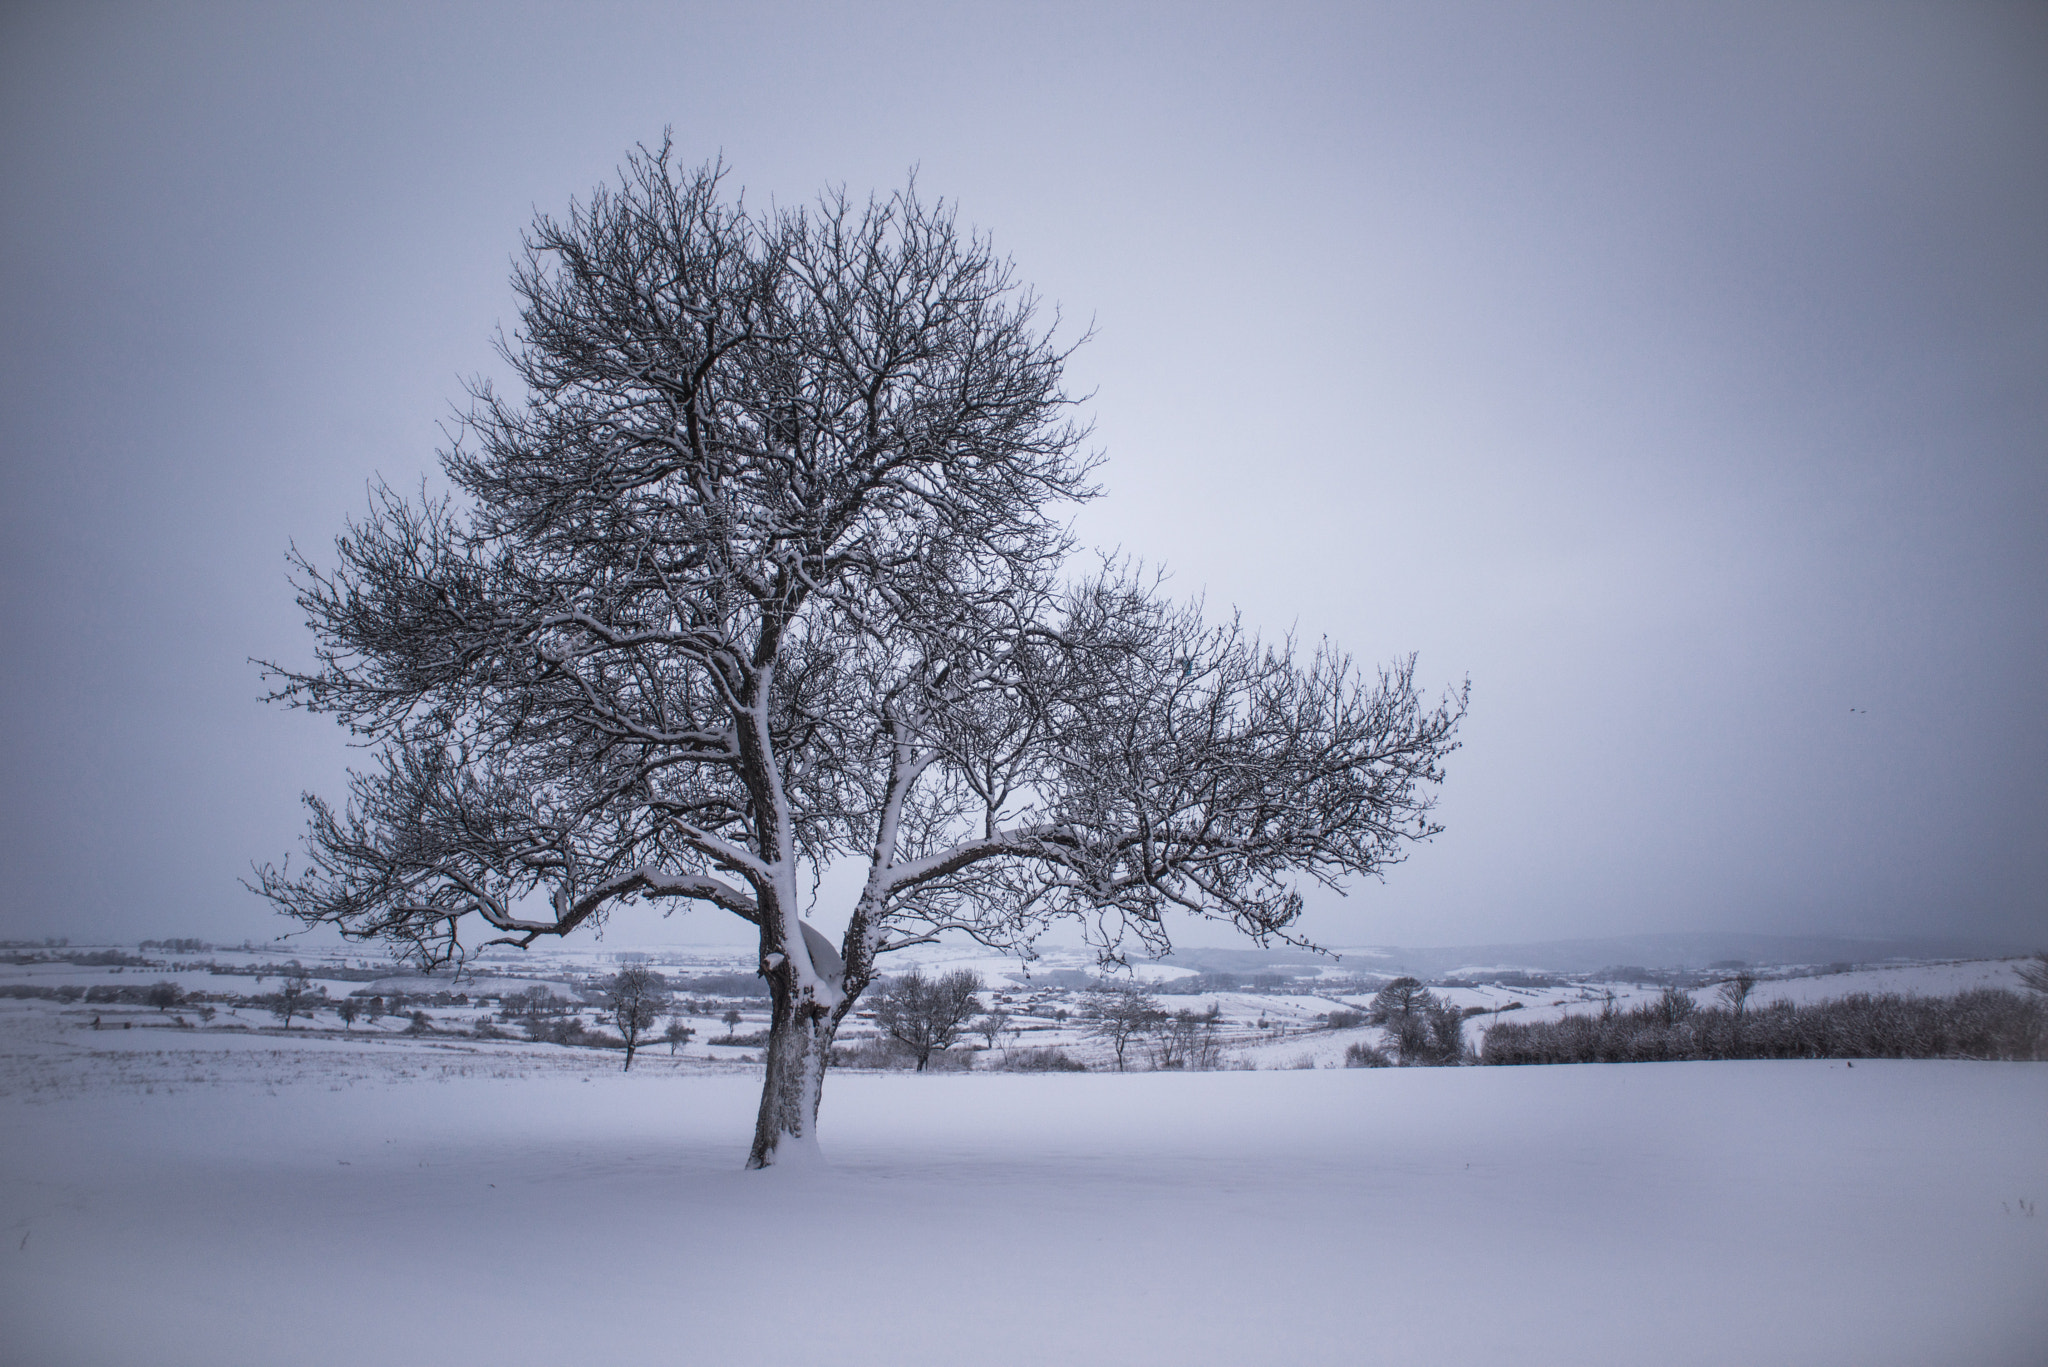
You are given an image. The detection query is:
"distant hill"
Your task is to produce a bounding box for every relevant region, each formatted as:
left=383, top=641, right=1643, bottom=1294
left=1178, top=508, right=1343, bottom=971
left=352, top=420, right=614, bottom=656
left=1164, top=931, right=2035, bottom=978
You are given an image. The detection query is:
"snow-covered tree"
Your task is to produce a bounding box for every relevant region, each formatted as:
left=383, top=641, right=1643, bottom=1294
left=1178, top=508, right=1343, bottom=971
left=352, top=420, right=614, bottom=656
left=253, top=143, right=1466, bottom=1167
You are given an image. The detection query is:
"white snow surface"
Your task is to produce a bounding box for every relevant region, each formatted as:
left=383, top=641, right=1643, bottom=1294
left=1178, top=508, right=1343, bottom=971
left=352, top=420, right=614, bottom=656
left=3, top=1010, right=2043, bottom=1366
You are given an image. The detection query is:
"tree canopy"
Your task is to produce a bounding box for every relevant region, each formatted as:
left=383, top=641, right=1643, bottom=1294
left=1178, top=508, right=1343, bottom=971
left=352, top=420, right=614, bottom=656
left=255, top=143, right=1466, bottom=1165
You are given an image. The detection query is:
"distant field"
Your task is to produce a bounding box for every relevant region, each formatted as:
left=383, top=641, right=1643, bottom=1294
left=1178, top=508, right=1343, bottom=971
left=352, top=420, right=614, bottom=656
left=1, top=944, right=2041, bottom=1072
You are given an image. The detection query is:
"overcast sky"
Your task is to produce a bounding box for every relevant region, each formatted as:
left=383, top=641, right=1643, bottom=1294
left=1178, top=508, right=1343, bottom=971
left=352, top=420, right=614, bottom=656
left=2, top=2, right=2043, bottom=954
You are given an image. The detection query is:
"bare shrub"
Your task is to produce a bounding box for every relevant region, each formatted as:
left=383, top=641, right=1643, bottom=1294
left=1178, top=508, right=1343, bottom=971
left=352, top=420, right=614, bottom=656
left=829, top=1038, right=910, bottom=1070
left=1425, top=999, right=1469, bottom=1064
left=1651, top=985, right=1697, bottom=1026
left=1481, top=988, right=2047, bottom=1065
left=1000, top=1047, right=1088, bottom=1072
left=527, top=1015, right=585, bottom=1045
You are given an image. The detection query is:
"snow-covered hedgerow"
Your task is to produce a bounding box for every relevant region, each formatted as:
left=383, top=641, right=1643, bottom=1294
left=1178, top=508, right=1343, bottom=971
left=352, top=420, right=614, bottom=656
left=1481, top=988, right=2047, bottom=1065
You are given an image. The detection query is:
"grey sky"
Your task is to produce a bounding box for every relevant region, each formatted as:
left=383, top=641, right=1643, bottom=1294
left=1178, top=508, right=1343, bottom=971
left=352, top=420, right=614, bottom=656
left=3, top=2, right=2042, bottom=952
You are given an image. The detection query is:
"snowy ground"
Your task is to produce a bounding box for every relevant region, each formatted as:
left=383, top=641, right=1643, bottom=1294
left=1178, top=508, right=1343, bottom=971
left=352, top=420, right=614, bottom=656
left=3, top=1006, right=2042, bottom=1366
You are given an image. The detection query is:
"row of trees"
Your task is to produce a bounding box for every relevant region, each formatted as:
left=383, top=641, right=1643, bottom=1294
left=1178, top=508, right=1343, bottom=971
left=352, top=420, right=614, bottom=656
left=853, top=972, right=1231, bottom=1071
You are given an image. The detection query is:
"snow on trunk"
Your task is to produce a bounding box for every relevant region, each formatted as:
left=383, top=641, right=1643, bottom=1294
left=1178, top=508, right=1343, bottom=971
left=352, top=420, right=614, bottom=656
left=747, top=919, right=852, bottom=1169
left=748, top=1001, right=837, bottom=1169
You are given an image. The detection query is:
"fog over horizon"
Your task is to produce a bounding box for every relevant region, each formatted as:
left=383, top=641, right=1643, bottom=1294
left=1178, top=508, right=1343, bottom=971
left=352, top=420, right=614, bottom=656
left=2, top=3, right=2043, bottom=956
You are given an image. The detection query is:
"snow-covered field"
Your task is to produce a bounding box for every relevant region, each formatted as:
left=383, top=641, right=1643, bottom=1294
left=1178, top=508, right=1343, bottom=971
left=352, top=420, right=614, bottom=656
left=3, top=1004, right=2042, bottom=1366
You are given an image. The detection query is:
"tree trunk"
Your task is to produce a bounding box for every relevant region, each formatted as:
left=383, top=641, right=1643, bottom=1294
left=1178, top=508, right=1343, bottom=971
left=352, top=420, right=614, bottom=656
left=747, top=1000, right=840, bottom=1169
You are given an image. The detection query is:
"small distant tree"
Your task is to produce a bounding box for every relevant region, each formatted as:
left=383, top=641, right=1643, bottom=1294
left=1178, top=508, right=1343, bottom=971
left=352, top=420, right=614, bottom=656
left=406, top=1008, right=432, bottom=1034
left=1368, top=976, right=1436, bottom=1064
left=974, top=1008, right=1012, bottom=1052
left=1087, top=982, right=1163, bottom=1071
left=505, top=985, right=564, bottom=1021
left=1654, top=985, right=1697, bottom=1026
left=1424, top=997, right=1467, bottom=1064
left=1367, top=977, right=1430, bottom=1023
left=1717, top=971, right=1758, bottom=1017
left=2015, top=953, right=2048, bottom=995
left=1152, top=1005, right=1223, bottom=1070
left=337, top=997, right=360, bottom=1029
left=145, top=981, right=183, bottom=1012
left=270, top=964, right=314, bottom=1029
left=722, top=1008, right=743, bottom=1039
left=664, top=1016, right=695, bottom=1056
left=604, top=965, right=669, bottom=1071
left=872, top=970, right=984, bottom=1071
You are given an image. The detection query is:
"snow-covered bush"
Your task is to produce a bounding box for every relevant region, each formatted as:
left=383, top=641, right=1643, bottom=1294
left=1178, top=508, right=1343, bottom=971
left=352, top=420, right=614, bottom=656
left=1480, top=989, right=2048, bottom=1065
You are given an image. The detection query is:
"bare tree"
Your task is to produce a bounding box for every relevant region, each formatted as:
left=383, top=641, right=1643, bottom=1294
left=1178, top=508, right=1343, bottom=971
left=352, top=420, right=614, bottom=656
left=2016, top=953, right=2048, bottom=995
left=974, top=1007, right=1011, bottom=1052
left=871, top=969, right=983, bottom=1071
left=269, top=963, right=316, bottom=1029
left=1718, top=970, right=1758, bottom=1017
left=252, top=143, right=1467, bottom=1167
left=1152, top=1004, right=1223, bottom=1070
left=1087, top=981, right=1163, bottom=1071
left=722, top=1008, right=743, bottom=1039
left=604, top=965, right=669, bottom=1070
left=337, top=997, right=360, bottom=1029
left=664, top=1015, right=694, bottom=1056
left=145, top=981, right=182, bottom=1012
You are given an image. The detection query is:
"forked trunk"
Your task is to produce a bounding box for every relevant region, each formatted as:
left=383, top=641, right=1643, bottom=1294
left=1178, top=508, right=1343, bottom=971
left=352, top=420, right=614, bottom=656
left=747, top=1002, right=840, bottom=1168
